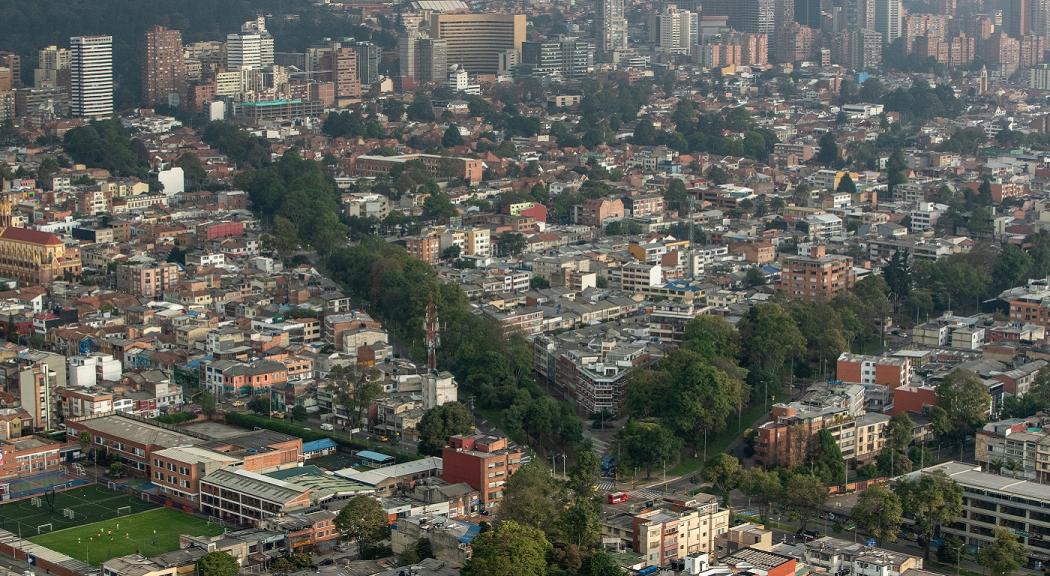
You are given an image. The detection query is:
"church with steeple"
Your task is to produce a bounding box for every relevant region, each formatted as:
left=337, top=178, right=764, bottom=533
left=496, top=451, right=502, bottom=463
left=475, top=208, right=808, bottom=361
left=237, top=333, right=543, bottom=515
left=0, top=193, right=81, bottom=286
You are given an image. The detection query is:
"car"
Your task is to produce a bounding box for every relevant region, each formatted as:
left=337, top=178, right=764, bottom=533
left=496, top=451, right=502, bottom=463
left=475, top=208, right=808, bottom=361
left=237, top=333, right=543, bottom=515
left=377, top=435, right=389, bottom=442
left=320, top=423, right=334, bottom=431
left=231, top=400, right=246, bottom=408
left=271, top=411, right=285, bottom=419
left=797, top=530, right=821, bottom=542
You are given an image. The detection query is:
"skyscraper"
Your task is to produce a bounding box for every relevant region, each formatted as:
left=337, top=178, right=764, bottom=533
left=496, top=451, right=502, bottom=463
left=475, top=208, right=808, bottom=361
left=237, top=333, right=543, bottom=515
left=142, top=26, right=185, bottom=107
left=35, top=46, right=69, bottom=88
left=399, top=30, right=420, bottom=90
left=70, top=35, right=113, bottom=119
left=429, top=13, right=526, bottom=75
left=329, top=46, right=360, bottom=99
left=226, top=17, right=274, bottom=71
left=596, top=0, right=629, bottom=56
left=0, top=53, right=21, bottom=89
left=416, top=37, right=448, bottom=84
left=875, top=0, right=902, bottom=44
left=795, top=0, right=823, bottom=28
left=353, top=42, right=382, bottom=87
left=658, top=6, right=700, bottom=54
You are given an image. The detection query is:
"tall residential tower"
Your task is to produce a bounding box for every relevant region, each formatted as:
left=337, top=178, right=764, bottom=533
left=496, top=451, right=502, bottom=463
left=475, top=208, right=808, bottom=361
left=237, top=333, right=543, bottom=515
left=70, top=35, right=113, bottom=119
left=596, top=0, right=629, bottom=56
left=142, top=26, right=186, bottom=107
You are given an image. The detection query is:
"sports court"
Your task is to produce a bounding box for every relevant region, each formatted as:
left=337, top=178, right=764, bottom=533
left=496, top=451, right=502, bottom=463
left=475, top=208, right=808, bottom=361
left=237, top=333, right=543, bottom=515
left=28, top=507, right=225, bottom=565
left=0, top=467, right=89, bottom=501
left=0, top=485, right=154, bottom=537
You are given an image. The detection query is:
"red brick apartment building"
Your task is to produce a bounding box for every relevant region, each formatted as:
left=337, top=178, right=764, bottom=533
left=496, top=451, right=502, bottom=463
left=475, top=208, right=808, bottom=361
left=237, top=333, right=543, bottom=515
left=777, top=244, right=856, bottom=302
left=441, top=434, right=523, bottom=512
left=836, top=353, right=911, bottom=389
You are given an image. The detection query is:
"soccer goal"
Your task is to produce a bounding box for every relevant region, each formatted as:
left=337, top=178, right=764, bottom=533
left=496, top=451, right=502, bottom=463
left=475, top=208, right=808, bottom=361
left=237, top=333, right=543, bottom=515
left=36, top=523, right=52, bottom=534
left=62, top=508, right=74, bottom=520
left=30, top=497, right=41, bottom=508
left=116, top=506, right=132, bottom=516
left=107, top=481, right=119, bottom=491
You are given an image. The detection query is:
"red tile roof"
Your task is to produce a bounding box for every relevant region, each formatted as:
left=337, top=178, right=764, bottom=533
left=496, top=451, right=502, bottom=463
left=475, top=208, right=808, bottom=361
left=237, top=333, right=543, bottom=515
left=0, top=227, right=62, bottom=245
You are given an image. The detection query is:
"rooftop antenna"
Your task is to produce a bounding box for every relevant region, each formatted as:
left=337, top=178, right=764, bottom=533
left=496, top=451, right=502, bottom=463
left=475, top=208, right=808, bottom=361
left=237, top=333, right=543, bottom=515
left=425, top=299, right=440, bottom=371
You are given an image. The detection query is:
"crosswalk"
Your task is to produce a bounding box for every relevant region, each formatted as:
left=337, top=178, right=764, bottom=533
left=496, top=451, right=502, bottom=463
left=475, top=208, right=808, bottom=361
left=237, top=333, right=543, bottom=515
left=630, top=488, right=666, bottom=501
left=587, top=434, right=610, bottom=456
left=596, top=478, right=615, bottom=492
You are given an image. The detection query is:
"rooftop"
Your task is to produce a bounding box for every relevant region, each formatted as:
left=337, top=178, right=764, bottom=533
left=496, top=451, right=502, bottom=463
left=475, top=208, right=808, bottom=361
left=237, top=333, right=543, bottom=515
left=200, top=468, right=309, bottom=505
left=72, top=413, right=201, bottom=448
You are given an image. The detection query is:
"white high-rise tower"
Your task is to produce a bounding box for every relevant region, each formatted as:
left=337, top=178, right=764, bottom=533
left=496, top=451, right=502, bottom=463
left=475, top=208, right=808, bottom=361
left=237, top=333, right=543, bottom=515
left=596, top=0, right=629, bottom=57
left=70, top=35, right=113, bottom=119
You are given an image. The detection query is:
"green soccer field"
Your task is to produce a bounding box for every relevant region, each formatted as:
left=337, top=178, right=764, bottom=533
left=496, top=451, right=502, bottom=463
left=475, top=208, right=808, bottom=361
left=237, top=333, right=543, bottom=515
left=0, top=485, right=156, bottom=537
left=28, top=508, right=226, bottom=565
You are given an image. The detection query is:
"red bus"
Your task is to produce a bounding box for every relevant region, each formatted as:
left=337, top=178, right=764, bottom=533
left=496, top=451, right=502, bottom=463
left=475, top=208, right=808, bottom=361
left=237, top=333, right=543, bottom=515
left=607, top=491, right=629, bottom=504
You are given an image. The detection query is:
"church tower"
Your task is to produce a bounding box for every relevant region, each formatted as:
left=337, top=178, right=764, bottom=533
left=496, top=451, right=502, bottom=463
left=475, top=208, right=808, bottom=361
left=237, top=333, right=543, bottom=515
left=0, top=193, right=12, bottom=229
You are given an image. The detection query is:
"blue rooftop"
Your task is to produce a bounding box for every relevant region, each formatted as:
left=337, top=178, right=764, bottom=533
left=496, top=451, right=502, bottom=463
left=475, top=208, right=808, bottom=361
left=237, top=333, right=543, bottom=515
left=663, top=280, right=703, bottom=292
left=356, top=450, right=394, bottom=462
left=303, top=438, right=338, bottom=453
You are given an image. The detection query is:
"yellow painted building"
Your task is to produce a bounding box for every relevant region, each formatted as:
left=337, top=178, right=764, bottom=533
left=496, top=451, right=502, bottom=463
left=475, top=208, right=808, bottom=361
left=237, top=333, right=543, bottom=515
left=0, top=194, right=81, bottom=286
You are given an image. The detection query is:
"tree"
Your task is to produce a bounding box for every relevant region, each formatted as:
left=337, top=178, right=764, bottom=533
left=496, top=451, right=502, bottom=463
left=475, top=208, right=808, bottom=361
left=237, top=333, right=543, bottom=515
left=707, top=165, right=729, bottom=185
left=176, top=152, right=208, bottom=190
left=885, top=412, right=913, bottom=454
left=198, top=552, right=239, bottom=576
left=614, top=419, right=681, bottom=478
left=497, top=232, right=527, bottom=257
left=406, top=94, right=435, bottom=122
left=934, top=369, right=991, bottom=442
left=109, top=461, right=126, bottom=478
left=442, top=125, right=464, bottom=148
left=745, top=267, right=766, bottom=287
left=895, top=471, right=963, bottom=559
left=682, top=315, right=740, bottom=364
left=818, top=133, right=840, bottom=167
left=580, top=550, right=626, bottom=576
left=783, top=473, right=827, bottom=531
left=849, top=485, right=903, bottom=545
left=36, top=156, right=60, bottom=189
left=247, top=396, right=269, bottom=415
left=500, top=460, right=566, bottom=535
left=836, top=173, right=857, bottom=194
left=703, top=454, right=741, bottom=506
left=291, top=404, right=308, bottom=422
left=634, top=118, right=657, bottom=145
left=78, top=431, right=92, bottom=460
left=567, top=448, right=600, bottom=498
left=422, top=190, right=456, bottom=220
left=200, top=391, right=217, bottom=417
left=335, top=495, right=390, bottom=552
left=441, top=244, right=461, bottom=260
left=979, top=528, right=1025, bottom=576
left=668, top=359, right=743, bottom=459
left=417, top=402, right=474, bottom=456
left=740, top=467, right=782, bottom=513
left=462, top=520, right=551, bottom=576
left=808, top=428, right=847, bottom=486
left=663, top=178, right=690, bottom=213
left=883, top=250, right=912, bottom=301
left=739, top=303, right=806, bottom=390
left=887, top=148, right=908, bottom=194
left=530, top=276, right=551, bottom=290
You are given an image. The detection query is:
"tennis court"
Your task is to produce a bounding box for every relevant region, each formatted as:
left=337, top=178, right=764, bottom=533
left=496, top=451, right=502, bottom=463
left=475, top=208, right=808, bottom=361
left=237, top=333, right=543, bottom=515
left=0, top=485, right=155, bottom=537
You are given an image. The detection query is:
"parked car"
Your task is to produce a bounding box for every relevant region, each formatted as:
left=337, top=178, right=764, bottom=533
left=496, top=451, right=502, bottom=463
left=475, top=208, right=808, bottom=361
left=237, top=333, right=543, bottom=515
left=797, top=530, right=821, bottom=542
left=320, top=423, right=334, bottom=431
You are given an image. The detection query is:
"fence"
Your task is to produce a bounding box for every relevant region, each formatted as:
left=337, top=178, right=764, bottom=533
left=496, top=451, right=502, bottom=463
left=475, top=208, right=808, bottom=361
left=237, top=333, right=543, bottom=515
left=827, top=477, right=890, bottom=495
